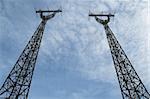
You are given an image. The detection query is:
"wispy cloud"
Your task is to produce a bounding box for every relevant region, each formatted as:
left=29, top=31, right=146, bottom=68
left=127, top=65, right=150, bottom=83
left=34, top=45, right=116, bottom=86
left=0, top=0, right=149, bottom=98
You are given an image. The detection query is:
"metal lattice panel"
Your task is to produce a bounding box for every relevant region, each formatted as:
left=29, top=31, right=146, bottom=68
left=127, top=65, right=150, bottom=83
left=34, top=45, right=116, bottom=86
left=104, top=25, right=150, bottom=99
left=94, top=16, right=150, bottom=99
left=0, top=12, right=56, bottom=99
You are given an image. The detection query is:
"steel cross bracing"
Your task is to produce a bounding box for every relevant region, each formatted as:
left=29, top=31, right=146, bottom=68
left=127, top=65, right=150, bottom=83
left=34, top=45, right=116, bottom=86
left=0, top=11, right=58, bottom=99
left=93, top=15, right=150, bottom=99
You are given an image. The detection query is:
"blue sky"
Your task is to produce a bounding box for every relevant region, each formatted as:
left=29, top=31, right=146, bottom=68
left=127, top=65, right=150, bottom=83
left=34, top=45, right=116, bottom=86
left=0, top=0, right=149, bottom=99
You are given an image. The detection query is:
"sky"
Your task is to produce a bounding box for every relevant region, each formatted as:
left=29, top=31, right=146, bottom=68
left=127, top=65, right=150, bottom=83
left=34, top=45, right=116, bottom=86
left=0, top=0, right=150, bottom=99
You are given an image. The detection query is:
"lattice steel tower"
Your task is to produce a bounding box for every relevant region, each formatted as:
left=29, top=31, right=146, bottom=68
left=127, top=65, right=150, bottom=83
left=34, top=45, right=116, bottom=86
left=0, top=9, right=61, bottom=99
left=89, top=13, right=150, bottom=99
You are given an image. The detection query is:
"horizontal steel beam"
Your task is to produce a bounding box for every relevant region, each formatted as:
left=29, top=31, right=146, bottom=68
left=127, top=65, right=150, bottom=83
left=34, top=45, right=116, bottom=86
left=89, top=14, right=114, bottom=17
left=36, top=10, right=62, bottom=13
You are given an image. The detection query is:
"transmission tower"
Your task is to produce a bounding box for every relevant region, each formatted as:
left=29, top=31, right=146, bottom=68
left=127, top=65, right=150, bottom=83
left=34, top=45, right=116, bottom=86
left=89, top=13, right=150, bottom=99
left=0, top=9, right=62, bottom=99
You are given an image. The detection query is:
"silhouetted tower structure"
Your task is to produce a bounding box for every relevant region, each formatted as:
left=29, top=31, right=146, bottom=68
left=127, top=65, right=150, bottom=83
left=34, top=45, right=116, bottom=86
left=89, top=13, right=150, bottom=99
left=0, top=9, right=62, bottom=99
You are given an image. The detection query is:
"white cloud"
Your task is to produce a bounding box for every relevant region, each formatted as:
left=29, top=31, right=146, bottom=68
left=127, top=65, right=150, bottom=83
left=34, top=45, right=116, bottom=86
left=0, top=0, right=149, bottom=98
left=40, top=0, right=150, bottom=89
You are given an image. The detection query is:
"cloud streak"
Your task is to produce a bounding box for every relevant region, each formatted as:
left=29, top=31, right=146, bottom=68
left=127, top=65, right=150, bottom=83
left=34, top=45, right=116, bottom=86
left=0, top=0, right=149, bottom=98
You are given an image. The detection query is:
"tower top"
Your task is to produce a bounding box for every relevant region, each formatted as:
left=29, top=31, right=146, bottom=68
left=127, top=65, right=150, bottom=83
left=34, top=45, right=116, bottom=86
left=36, top=9, right=62, bottom=20
left=89, top=12, right=114, bottom=25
